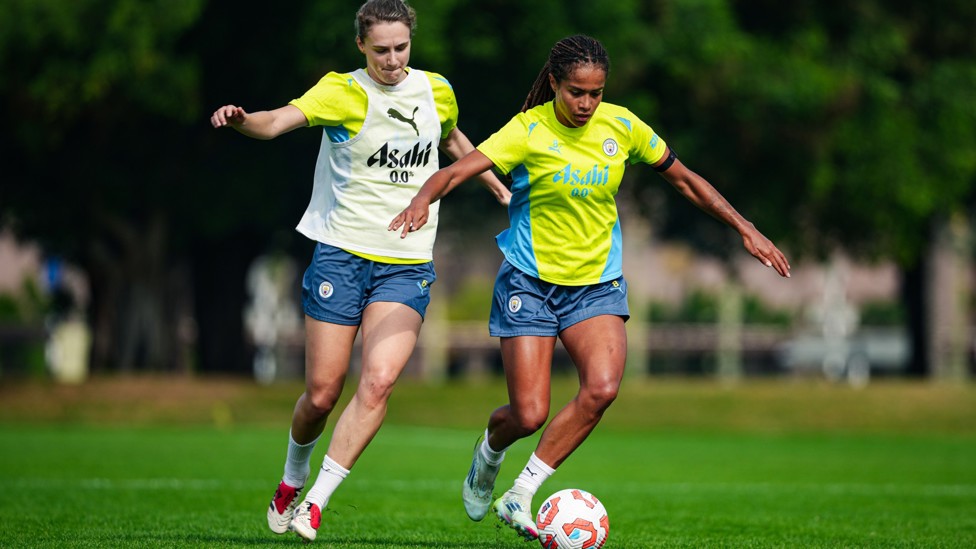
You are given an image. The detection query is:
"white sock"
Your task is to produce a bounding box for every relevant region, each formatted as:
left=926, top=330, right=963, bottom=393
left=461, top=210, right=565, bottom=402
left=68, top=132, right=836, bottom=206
left=481, top=429, right=507, bottom=465
left=513, top=453, right=555, bottom=497
left=282, top=431, right=319, bottom=488
left=305, top=454, right=350, bottom=509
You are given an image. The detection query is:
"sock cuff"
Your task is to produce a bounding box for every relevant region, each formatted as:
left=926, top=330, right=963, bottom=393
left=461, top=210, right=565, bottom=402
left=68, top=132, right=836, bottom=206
left=322, top=454, right=351, bottom=478
left=528, top=452, right=556, bottom=475
left=289, top=430, right=320, bottom=449
left=481, top=429, right=507, bottom=465
left=513, top=452, right=556, bottom=496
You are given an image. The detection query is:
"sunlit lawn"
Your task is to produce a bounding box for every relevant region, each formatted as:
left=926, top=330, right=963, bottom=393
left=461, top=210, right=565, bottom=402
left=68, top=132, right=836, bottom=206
left=0, top=376, right=974, bottom=547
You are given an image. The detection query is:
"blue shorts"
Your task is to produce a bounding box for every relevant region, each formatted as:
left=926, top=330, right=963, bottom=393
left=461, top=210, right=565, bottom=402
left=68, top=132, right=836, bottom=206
left=488, top=259, right=630, bottom=337
left=301, top=243, right=436, bottom=325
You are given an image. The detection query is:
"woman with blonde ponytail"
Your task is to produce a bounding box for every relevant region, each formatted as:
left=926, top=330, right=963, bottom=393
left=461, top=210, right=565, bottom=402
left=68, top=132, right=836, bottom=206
left=211, top=0, right=509, bottom=542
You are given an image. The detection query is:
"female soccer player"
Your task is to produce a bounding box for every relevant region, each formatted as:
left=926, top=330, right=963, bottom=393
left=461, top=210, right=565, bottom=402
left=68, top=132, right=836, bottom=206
left=211, top=0, right=510, bottom=542
left=390, top=34, right=790, bottom=541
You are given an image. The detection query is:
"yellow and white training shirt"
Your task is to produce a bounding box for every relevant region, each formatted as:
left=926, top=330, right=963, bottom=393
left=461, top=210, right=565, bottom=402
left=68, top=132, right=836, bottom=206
left=290, top=68, right=458, bottom=263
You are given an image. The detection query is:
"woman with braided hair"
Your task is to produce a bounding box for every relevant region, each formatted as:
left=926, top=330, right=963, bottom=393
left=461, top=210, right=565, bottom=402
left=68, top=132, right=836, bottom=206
left=391, top=34, right=790, bottom=541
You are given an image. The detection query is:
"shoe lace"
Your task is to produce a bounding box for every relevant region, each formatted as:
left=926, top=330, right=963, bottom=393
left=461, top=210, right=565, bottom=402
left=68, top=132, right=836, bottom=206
left=300, top=501, right=321, bottom=529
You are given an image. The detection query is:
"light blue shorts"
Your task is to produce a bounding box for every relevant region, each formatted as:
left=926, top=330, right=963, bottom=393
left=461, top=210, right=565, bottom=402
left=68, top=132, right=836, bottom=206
left=488, top=259, right=630, bottom=337
left=301, top=243, right=436, bottom=325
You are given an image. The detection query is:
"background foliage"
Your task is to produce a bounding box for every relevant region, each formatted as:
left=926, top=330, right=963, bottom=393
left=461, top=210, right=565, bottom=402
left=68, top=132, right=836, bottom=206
left=1, top=0, right=974, bottom=373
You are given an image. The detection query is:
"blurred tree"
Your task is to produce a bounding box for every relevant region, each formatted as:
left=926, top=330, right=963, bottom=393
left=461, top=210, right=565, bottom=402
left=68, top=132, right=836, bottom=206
left=734, top=0, right=976, bottom=376
left=0, top=0, right=327, bottom=373
left=2, top=0, right=973, bottom=377
left=622, top=0, right=976, bottom=375
left=0, top=0, right=210, bottom=372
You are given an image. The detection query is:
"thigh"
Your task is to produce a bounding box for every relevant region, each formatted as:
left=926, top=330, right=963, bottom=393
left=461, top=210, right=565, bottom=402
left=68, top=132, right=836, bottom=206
left=305, top=315, right=359, bottom=388
left=500, top=335, right=557, bottom=410
left=559, top=314, right=627, bottom=385
left=359, top=301, right=423, bottom=379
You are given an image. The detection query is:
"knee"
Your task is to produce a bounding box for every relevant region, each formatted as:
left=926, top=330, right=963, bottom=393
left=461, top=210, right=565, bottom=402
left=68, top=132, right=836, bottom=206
left=513, top=403, right=549, bottom=435
left=304, top=381, right=343, bottom=416
left=580, top=379, right=620, bottom=413
left=358, top=370, right=399, bottom=408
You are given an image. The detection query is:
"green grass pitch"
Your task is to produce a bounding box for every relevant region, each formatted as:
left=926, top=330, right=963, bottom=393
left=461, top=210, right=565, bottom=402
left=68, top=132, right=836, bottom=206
left=1, top=377, right=974, bottom=547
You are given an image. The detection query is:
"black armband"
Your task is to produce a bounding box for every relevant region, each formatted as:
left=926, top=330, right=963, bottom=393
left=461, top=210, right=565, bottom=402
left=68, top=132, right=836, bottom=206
left=653, top=147, right=677, bottom=172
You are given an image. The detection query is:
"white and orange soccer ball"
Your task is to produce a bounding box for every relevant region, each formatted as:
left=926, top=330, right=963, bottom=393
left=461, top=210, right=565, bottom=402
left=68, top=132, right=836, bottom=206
left=535, top=488, right=609, bottom=549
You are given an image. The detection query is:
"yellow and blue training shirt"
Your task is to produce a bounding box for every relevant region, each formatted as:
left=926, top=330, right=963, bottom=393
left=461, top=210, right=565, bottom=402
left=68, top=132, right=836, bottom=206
left=478, top=101, right=667, bottom=286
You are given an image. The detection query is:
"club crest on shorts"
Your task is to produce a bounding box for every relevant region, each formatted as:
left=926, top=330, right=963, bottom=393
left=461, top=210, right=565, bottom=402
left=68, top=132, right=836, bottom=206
left=318, top=281, right=334, bottom=299
left=508, top=295, right=522, bottom=314
left=603, top=138, right=618, bottom=157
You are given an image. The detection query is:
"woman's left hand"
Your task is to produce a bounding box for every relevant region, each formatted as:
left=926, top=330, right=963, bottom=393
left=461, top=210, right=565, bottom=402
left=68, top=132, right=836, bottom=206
left=741, top=225, right=791, bottom=278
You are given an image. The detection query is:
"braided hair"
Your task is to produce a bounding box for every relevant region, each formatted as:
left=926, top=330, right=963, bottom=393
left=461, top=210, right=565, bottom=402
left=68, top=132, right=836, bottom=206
left=521, top=35, right=610, bottom=112
left=355, top=0, right=417, bottom=41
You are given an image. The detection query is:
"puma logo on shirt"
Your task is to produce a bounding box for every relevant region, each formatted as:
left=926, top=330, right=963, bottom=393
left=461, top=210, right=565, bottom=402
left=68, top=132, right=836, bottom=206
left=388, top=106, right=420, bottom=136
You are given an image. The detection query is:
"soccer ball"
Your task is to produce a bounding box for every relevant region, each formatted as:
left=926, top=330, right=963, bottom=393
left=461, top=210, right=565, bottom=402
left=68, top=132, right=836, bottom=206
left=535, top=488, right=609, bottom=549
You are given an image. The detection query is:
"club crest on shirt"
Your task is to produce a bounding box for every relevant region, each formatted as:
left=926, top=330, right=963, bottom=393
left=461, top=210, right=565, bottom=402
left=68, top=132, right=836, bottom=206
left=508, top=295, right=523, bottom=314
left=603, top=138, right=618, bottom=157
left=319, top=281, right=334, bottom=299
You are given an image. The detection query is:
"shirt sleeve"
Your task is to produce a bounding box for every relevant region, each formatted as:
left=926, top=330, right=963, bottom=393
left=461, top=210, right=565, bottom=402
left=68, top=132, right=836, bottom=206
left=476, top=114, right=529, bottom=175
left=425, top=71, right=459, bottom=139
left=288, top=72, right=365, bottom=128
left=628, top=112, right=668, bottom=166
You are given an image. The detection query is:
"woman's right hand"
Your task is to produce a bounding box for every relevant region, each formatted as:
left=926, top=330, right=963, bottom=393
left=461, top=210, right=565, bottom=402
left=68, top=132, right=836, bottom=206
left=210, top=105, right=247, bottom=128
left=389, top=195, right=432, bottom=239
